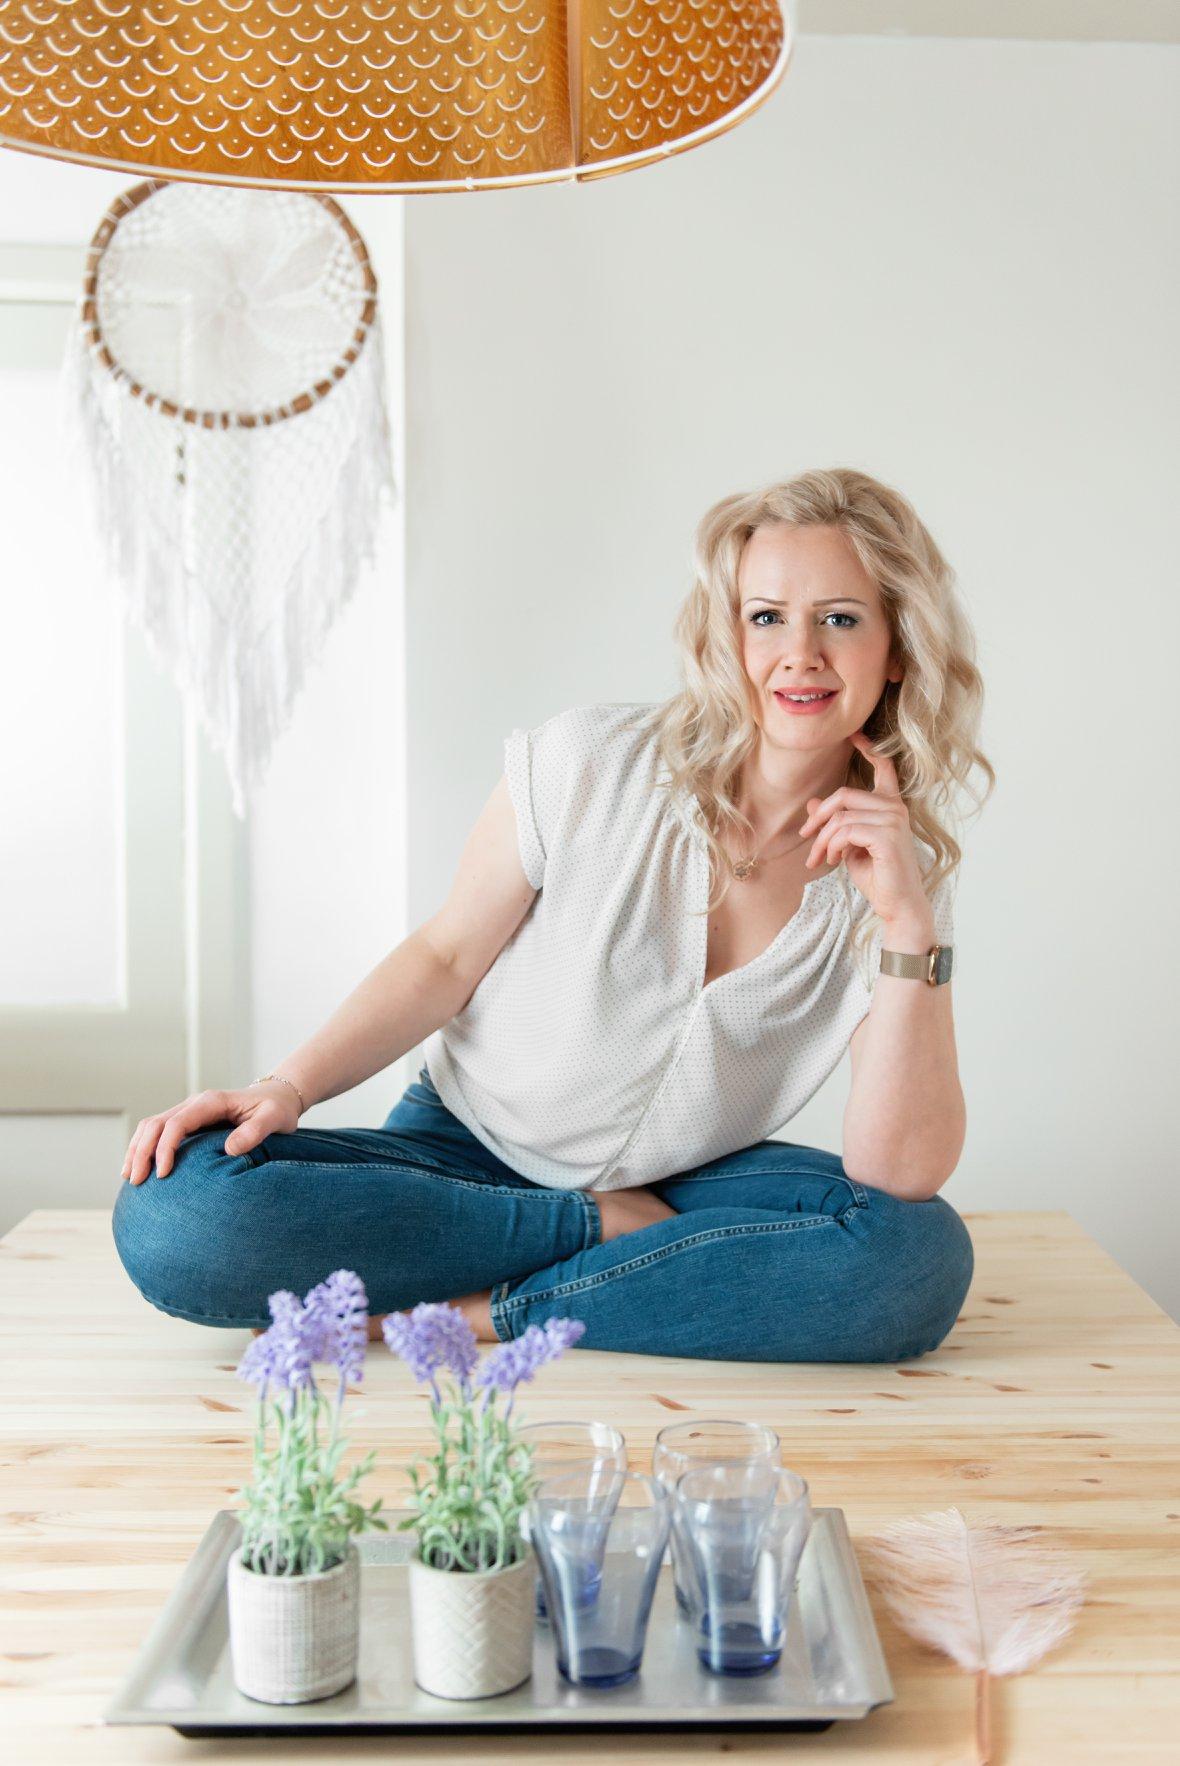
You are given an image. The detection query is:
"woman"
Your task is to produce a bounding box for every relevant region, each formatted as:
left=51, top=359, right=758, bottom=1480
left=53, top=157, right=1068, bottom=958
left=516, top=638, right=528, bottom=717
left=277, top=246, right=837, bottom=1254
left=113, top=467, right=993, bottom=1363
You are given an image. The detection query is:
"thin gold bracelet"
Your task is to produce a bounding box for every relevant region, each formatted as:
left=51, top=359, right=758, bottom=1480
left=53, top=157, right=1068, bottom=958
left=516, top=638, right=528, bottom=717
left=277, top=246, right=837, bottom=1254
left=251, top=1073, right=306, bottom=1114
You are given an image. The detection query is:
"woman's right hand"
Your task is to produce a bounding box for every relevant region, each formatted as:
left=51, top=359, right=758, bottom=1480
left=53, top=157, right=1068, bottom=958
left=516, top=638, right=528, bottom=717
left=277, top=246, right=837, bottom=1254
left=120, top=1082, right=303, bottom=1185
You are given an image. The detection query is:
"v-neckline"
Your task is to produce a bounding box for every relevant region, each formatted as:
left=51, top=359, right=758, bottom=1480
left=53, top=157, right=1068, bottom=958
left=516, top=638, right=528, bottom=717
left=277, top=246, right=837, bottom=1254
left=678, top=792, right=844, bottom=996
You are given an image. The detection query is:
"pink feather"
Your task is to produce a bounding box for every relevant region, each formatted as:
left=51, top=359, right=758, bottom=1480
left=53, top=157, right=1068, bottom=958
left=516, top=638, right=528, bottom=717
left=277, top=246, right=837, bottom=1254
left=858, top=1506, right=1087, bottom=1764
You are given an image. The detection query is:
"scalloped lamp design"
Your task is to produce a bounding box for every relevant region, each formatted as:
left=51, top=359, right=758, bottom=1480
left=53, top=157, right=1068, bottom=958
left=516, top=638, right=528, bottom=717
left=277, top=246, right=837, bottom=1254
left=0, top=0, right=791, bottom=193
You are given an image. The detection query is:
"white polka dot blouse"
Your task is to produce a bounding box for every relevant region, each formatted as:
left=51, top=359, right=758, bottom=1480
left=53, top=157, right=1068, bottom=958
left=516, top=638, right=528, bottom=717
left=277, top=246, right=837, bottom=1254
left=423, top=702, right=955, bottom=1193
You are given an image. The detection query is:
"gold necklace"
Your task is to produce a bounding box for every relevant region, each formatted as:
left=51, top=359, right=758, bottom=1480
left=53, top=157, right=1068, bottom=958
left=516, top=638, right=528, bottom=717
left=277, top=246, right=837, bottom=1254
left=727, top=828, right=812, bottom=882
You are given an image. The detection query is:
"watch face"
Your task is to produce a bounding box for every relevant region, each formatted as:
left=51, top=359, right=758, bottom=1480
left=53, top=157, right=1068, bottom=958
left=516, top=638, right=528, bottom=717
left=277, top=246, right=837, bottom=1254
left=934, top=945, right=954, bottom=984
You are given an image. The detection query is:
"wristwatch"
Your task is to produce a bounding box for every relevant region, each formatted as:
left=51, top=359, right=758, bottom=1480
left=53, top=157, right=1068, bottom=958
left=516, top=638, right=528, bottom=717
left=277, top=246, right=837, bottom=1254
left=879, top=944, right=954, bottom=985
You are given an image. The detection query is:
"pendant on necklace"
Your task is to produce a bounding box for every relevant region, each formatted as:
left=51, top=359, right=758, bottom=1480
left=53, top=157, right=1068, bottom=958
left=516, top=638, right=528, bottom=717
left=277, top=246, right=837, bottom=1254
left=731, top=857, right=757, bottom=881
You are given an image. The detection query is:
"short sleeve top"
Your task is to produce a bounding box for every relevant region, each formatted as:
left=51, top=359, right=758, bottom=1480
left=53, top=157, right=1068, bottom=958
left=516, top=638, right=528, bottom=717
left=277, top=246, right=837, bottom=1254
left=423, top=702, right=955, bottom=1192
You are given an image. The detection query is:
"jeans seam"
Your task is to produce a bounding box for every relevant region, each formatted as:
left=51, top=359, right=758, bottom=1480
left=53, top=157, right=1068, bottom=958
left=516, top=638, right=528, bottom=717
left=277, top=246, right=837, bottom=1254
left=189, top=1134, right=482, bottom=1184
left=669, top=1166, right=869, bottom=1208
left=490, top=1281, right=513, bottom=1337
left=129, top=1276, right=268, bottom=1329
left=494, top=1214, right=842, bottom=1318
left=579, top=1190, right=603, bottom=1250
left=230, top=1153, right=573, bottom=1201
left=489, top=1191, right=601, bottom=1340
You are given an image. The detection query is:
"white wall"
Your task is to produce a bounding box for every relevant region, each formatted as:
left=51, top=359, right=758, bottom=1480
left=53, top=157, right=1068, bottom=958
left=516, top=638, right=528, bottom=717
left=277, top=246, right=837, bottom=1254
left=402, top=37, right=1180, bottom=1317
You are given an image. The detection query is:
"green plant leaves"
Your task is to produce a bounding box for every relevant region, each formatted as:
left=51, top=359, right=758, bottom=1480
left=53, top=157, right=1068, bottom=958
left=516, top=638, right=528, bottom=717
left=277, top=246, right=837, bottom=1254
left=237, top=1381, right=387, bottom=1577
left=402, top=1382, right=540, bottom=1573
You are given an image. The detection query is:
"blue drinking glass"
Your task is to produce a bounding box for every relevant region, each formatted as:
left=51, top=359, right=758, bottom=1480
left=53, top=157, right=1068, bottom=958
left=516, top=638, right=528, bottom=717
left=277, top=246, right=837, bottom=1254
left=516, top=1421, right=627, bottom=1622
left=651, top=1419, right=781, bottom=1619
left=527, top=1469, right=671, bottom=1689
left=674, top=1462, right=812, bottom=1676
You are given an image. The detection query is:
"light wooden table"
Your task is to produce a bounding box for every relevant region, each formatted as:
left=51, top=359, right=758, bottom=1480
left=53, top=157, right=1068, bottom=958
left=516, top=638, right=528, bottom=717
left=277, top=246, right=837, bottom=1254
left=2, top=1207, right=1178, bottom=1763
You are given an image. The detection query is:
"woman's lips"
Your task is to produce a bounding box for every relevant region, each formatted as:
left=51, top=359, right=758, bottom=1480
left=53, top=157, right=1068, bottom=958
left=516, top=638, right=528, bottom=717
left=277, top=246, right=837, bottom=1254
left=773, top=689, right=838, bottom=716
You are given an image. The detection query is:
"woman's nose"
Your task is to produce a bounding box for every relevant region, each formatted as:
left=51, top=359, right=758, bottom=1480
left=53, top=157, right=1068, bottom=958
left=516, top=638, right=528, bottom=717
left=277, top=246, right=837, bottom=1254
left=775, top=628, right=827, bottom=669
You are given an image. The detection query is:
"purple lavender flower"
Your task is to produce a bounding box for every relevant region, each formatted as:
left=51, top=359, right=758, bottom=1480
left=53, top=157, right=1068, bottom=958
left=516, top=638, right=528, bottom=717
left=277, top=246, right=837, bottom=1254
left=237, top=1286, right=329, bottom=1400
left=473, top=1335, right=534, bottom=1396
left=540, top=1317, right=586, bottom=1356
left=307, top=1269, right=369, bottom=1387
left=267, top=1289, right=303, bottom=1328
left=237, top=1289, right=308, bottom=1395
left=475, top=1316, right=586, bottom=1395
left=270, top=1303, right=324, bottom=1395
left=383, top=1303, right=479, bottom=1398
left=237, top=1327, right=280, bottom=1394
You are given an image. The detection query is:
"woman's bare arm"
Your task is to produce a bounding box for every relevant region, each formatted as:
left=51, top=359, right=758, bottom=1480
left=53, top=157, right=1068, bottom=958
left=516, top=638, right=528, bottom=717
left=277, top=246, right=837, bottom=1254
left=123, top=776, right=536, bottom=1182
left=272, top=773, right=537, bottom=1109
left=842, top=911, right=966, bottom=1203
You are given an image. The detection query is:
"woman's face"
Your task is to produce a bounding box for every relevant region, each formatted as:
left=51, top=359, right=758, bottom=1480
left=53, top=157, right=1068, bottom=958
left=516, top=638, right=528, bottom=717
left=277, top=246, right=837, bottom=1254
left=736, top=521, right=901, bottom=751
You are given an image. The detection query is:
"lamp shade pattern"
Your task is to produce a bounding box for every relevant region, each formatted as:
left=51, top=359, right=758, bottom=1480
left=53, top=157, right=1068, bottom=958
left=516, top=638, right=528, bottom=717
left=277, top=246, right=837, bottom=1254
left=0, top=0, right=789, bottom=192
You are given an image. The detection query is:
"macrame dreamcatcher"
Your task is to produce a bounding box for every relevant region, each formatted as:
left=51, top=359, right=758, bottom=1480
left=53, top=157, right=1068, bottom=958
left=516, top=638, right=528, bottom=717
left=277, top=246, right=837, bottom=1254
left=62, top=179, right=395, bottom=816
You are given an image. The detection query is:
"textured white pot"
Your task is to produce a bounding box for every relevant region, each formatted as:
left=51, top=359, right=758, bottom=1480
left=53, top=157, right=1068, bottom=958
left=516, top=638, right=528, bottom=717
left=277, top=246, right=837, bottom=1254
left=409, top=1548, right=535, bottom=1700
left=227, top=1545, right=360, bottom=1705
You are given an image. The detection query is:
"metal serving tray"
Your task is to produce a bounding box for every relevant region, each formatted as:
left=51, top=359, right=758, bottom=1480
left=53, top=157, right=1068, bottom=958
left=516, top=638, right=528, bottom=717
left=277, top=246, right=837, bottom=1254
left=104, top=1507, right=893, bottom=1737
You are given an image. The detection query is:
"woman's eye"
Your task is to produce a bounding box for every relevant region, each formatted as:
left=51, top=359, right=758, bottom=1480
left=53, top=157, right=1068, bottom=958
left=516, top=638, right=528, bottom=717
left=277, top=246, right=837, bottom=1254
left=748, top=610, right=859, bottom=629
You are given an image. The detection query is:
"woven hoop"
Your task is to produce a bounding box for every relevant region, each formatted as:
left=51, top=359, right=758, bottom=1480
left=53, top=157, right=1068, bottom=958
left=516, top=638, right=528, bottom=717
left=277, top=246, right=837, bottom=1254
left=79, top=180, right=378, bottom=428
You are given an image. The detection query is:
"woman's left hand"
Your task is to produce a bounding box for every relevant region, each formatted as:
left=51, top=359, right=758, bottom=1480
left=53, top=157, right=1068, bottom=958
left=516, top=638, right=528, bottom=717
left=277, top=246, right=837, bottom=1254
left=797, top=731, right=933, bottom=932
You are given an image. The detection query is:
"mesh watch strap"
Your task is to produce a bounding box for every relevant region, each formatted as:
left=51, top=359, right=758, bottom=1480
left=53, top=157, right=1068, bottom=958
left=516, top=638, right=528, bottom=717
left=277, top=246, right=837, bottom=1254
left=879, top=944, right=954, bottom=985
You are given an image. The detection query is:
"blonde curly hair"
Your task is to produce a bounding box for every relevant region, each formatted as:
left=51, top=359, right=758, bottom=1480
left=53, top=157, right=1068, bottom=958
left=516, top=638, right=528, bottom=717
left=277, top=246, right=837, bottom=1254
left=629, top=466, right=995, bottom=963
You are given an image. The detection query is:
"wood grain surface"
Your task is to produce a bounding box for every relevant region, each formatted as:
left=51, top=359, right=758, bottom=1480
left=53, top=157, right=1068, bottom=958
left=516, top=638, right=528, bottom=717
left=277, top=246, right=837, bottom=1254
left=2, top=1206, right=1178, bottom=1763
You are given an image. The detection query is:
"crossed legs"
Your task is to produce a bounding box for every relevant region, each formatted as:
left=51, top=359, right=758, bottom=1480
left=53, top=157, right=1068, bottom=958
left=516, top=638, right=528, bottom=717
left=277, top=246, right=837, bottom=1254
left=112, top=1121, right=973, bottom=1363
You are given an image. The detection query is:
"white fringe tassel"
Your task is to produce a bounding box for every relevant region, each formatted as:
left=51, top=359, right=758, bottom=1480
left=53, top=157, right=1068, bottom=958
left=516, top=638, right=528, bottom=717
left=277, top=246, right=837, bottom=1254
left=60, top=314, right=397, bottom=818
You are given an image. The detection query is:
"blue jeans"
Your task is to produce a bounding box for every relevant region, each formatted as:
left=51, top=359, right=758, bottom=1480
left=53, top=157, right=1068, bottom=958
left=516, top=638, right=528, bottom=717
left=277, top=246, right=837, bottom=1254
left=111, top=1066, right=974, bottom=1362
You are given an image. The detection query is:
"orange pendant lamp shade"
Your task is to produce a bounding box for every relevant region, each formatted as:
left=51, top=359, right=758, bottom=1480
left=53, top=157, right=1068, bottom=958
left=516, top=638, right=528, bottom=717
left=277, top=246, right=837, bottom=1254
left=0, top=0, right=790, bottom=193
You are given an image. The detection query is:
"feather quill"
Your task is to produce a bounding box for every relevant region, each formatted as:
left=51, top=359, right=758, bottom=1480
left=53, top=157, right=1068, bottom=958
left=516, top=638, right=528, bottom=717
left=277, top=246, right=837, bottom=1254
left=859, top=1506, right=1087, bottom=1765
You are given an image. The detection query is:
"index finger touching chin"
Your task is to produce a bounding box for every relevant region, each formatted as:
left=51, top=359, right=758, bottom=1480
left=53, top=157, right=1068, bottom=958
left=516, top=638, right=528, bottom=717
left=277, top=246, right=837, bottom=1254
left=859, top=737, right=901, bottom=793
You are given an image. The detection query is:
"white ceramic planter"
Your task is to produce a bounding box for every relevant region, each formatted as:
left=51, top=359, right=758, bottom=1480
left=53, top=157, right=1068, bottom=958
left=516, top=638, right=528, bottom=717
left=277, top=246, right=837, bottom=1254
left=408, top=1548, right=535, bottom=1700
left=227, top=1545, right=360, bottom=1705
